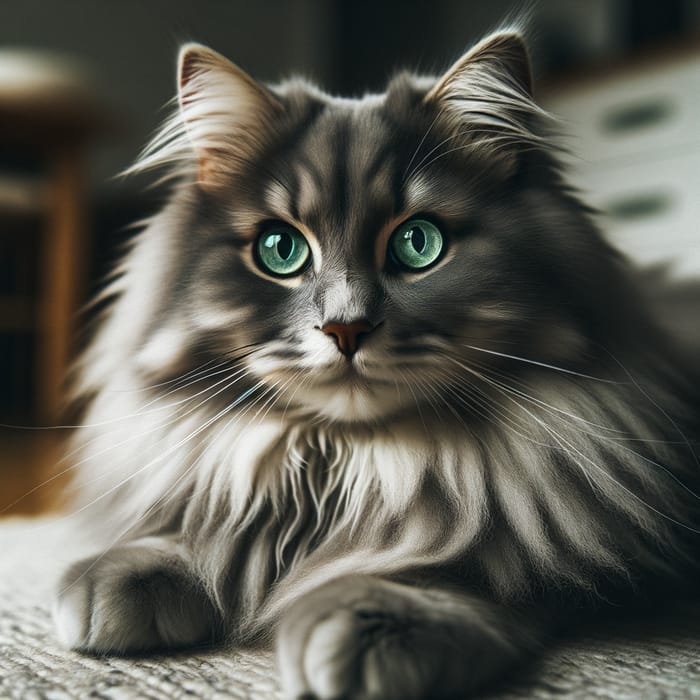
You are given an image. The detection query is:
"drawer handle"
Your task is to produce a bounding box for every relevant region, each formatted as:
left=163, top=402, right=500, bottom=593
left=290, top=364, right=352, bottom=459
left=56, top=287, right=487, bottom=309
left=601, top=98, right=674, bottom=134
left=606, top=192, right=672, bottom=220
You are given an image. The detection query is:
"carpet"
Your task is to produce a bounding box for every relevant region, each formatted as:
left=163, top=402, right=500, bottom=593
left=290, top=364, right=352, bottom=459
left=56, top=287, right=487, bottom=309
left=0, top=516, right=698, bottom=699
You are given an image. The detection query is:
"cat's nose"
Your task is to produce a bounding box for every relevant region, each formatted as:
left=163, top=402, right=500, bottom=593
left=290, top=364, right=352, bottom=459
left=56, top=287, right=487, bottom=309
left=321, top=320, right=375, bottom=357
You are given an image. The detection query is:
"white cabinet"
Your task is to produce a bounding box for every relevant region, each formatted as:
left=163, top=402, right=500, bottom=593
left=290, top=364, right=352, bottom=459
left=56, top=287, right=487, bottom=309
left=543, top=50, right=700, bottom=278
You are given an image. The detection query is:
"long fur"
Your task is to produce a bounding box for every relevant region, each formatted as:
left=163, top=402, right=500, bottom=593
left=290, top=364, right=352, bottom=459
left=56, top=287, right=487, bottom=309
left=59, top=29, right=700, bottom=684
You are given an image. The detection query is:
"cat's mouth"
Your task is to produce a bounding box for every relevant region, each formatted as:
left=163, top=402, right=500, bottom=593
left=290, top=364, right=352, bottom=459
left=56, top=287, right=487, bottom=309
left=294, top=361, right=407, bottom=423
left=315, top=360, right=394, bottom=388
left=319, top=360, right=364, bottom=380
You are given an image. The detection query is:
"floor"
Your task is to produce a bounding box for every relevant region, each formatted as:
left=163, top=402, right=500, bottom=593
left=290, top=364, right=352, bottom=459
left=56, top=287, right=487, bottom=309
left=3, top=513, right=700, bottom=700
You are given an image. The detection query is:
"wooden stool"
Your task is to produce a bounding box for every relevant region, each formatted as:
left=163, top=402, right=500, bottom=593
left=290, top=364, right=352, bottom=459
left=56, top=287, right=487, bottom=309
left=0, top=51, right=104, bottom=426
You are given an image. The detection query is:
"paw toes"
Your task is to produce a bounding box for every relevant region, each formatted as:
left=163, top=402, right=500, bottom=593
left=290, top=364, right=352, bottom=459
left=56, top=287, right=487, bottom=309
left=304, top=610, right=359, bottom=699
left=53, top=579, right=91, bottom=650
left=53, top=546, right=218, bottom=655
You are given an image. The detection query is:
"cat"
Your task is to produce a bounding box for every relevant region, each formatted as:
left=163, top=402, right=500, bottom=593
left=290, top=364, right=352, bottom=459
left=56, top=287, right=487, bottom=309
left=52, top=28, right=700, bottom=700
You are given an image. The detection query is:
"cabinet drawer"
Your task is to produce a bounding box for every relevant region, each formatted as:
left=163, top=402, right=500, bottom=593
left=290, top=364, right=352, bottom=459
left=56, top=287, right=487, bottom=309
left=566, top=152, right=700, bottom=277
left=544, top=55, right=700, bottom=167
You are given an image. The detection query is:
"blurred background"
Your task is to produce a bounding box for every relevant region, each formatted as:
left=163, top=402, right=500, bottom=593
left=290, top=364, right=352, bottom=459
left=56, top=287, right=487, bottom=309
left=0, top=0, right=698, bottom=514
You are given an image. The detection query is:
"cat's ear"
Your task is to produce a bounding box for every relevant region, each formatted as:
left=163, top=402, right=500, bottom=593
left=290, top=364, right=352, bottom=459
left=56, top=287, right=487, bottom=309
left=427, top=31, right=532, bottom=102
left=424, top=32, right=542, bottom=166
left=177, top=43, right=282, bottom=190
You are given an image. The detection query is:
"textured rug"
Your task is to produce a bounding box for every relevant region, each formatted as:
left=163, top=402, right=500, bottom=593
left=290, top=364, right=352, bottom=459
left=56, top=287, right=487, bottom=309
left=0, top=516, right=698, bottom=699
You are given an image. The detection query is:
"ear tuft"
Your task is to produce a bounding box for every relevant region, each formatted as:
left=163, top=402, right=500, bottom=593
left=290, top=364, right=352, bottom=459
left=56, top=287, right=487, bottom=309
left=178, top=43, right=201, bottom=92
left=176, top=44, right=282, bottom=190
left=427, top=31, right=532, bottom=103
left=479, top=31, right=532, bottom=95
left=424, top=31, right=546, bottom=164
left=126, top=44, right=283, bottom=187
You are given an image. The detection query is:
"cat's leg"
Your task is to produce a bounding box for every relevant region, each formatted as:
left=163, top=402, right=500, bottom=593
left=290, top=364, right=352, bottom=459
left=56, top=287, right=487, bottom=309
left=277, top=575, right=543, bottom=700
left=53, top=535, right=220, bottom=654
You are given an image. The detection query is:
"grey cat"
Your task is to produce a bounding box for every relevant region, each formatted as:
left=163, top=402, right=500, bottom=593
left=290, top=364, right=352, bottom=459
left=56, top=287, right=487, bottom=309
left=53, top=29, right=700, bottom=699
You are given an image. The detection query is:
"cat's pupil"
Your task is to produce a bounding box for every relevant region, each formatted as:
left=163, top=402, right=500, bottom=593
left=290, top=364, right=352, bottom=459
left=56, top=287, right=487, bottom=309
left=408, top=226, right=426, bottom=254
left=277, top=234, right=294, bottom=260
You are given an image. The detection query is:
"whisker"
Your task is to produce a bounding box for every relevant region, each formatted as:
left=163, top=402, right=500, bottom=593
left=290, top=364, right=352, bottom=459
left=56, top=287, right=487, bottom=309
left=401, top=112, right=446, bottom=184
left=19, top=382, right=264, bottom=532
left=437, top=364, right=556, bottom=448
left=58, top=346, right=263, bottom=462
left=153, top=377, right=284, bottom=528
left=58, top=366, right=259, bottom=500
left=463, top=354, right=694, bottom=453
left=102, top=357, right=224, bottom=393
left=0, top=359, right=244, bottom=432
left=601, top=346, right=700, bottom=473
left=0, top=345, right=262, bottom=432
left=53, top=357, right=257, bottom=471
left=1, top=361, right=260, bottom=515
left=466, top=359, right=629, bottom=435
left=463, top=359, right=700, bottom=534
left=70, top=363, right=253, bottom=459
left=48, top=378, right=269, bottom=536
left=401, top=368, right=430, bottom=433
left=409, top=128, right=539, bottom=182
left=405, top=129, right=470, bottom=184
left=278, top=350, right=327, bottom=421
left=463, top=344, right=624, bottom=384
left=133, top=380, right=278, bottom=529
left=59, top=382, right=276, bottom=597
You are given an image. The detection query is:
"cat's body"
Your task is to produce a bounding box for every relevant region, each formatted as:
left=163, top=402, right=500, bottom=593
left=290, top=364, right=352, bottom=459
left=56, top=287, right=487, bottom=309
left=54, top=31, right=700, bottom=699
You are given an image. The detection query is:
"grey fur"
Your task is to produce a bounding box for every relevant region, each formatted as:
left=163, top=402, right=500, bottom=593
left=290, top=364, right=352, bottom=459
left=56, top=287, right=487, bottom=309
left=54, top=31, right=700, bottom=699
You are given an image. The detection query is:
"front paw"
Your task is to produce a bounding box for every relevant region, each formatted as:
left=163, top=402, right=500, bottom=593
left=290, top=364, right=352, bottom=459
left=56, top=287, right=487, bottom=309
left=277, top=576, right=518, bottom=700
left=53, top=538, right=218, bottom=654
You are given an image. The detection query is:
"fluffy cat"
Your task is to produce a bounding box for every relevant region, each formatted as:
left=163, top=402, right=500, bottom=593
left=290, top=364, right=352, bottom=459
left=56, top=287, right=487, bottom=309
left=53, top=29, right=700, bottom=699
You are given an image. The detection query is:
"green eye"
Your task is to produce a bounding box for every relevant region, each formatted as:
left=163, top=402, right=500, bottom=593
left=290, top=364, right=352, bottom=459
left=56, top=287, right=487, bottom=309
left=389, top=218, right=444, bottom=271
left=256, top=225, right=311, bottom=277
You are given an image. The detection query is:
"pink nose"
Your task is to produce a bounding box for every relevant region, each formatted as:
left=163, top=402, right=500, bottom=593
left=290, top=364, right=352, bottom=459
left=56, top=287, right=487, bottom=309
left=321, top=320, right=374, bottom=357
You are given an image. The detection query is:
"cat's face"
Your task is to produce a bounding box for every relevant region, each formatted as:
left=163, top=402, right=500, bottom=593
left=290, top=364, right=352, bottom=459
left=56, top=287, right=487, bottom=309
left=137, top=35, right=617, bottom=424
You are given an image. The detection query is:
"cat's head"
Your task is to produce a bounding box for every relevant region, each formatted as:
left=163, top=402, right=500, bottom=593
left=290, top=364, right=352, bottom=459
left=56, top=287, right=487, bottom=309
left=130, top=31, right=631, bottom=424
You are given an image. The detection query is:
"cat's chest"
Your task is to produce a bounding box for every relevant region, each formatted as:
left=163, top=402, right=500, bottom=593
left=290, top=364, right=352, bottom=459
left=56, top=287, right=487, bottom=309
left=229, top=416, right=497, bottom=603
left=222, top=412, right=468, bottom=497
left=225, top=415, right=488, bottom=554
left=267, top=420, right=466, bottom=512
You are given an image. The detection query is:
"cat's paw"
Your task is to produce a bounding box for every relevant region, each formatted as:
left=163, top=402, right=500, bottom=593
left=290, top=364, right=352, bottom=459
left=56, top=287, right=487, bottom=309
left=53, top=538, right=219, bottom=654
left=277, top=576, right=515, bottom=700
